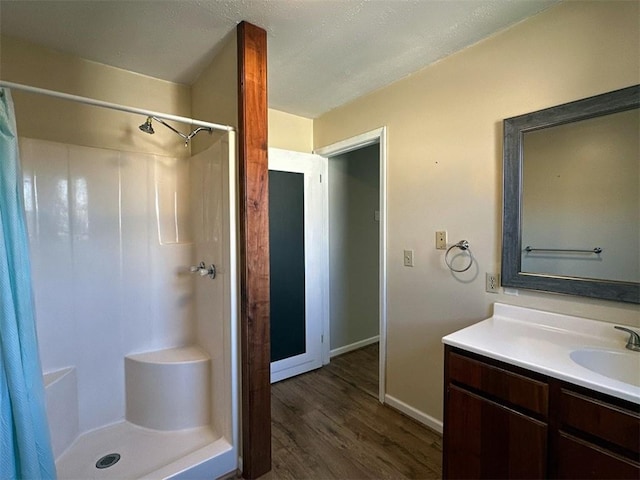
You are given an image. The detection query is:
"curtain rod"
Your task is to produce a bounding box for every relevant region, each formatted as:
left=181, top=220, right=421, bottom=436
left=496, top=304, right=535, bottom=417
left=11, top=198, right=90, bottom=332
left=0, top=80, right=235, bottom=133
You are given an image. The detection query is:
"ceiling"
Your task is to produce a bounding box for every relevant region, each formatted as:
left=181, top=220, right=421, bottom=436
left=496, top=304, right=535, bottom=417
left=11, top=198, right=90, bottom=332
left=0, top=0, right=558, bottom=118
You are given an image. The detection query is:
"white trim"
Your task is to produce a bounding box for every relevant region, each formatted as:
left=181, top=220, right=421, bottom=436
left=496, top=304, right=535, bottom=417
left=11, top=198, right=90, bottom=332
left=0, top=80, right=234, bottom=132
left=314, top=127, right=388, bottom=404
left=330, top=335, right=380, bottom=358
left=268, top=148, right=326, bottom=384
left=384, top=394, right=444, bottom=434
left=320, top=157, right=330, bottom=366
left=270, top=358, right=322, bottom=383
left=227, top=131, right=239, bottom=462
left=314, top=128, right=382, bottom=157
left=378, top=128, right=388, bottom=405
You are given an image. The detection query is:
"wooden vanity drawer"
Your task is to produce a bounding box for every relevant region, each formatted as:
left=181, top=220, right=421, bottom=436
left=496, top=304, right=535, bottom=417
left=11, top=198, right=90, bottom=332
left=559, top=388, right=640, bottom=455
left=448, top=351, right=548, bottom=417
left=556, top=432, right=639, bottom=479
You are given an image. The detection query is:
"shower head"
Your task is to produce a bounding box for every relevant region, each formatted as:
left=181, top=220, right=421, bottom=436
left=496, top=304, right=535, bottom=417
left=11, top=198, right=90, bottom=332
left=138, top=115, right=212, bottom=146
left=139, top=117, right=155, bottom=134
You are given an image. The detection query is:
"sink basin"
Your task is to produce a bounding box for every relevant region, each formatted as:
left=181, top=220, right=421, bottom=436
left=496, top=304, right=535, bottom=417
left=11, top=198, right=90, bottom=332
left=570, top=348, right=640, bottom=387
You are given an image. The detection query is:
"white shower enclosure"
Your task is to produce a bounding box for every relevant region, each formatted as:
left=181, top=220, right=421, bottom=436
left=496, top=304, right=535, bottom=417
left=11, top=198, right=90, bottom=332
left=21, top=133, right=238, bottom=479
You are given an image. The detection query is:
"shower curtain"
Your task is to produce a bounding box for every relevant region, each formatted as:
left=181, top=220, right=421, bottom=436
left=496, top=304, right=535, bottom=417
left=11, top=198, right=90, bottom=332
left=0, top=89, right=57, bottom=479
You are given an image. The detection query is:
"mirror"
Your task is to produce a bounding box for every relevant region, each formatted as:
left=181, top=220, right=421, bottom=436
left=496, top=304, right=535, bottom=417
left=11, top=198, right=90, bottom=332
left=502, top=85, right=640, bottom=304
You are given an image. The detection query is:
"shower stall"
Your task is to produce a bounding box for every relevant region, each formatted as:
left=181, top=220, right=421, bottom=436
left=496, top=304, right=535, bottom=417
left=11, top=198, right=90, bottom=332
left=7, top=82, right=239, bottom=479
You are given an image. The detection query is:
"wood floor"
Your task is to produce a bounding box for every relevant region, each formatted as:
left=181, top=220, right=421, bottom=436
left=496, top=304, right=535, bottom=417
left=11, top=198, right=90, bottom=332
left=260, top=343, right=443, bottom=479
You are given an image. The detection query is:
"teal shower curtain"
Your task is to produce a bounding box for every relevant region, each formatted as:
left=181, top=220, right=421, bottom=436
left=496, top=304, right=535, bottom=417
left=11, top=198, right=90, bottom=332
left=0, top=88, right=57, bottom=479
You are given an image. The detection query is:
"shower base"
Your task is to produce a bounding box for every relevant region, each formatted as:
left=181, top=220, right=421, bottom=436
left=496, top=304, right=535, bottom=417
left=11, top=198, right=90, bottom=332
left=56, top=421, right=231, bottom=479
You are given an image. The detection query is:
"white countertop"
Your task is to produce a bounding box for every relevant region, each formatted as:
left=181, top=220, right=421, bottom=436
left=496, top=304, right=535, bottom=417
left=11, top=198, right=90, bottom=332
left=442, top=303, right=640, bottom=404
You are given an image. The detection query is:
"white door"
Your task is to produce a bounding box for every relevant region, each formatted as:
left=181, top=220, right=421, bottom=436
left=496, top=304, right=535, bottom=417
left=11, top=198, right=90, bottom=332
left=268, top=148, right=327, bottom=383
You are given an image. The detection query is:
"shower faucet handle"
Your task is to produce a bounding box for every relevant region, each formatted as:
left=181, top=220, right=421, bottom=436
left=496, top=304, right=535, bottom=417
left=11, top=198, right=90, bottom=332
left=189, top=261, right=216, bottom=280
left=203, top=264, right=216, bottom=279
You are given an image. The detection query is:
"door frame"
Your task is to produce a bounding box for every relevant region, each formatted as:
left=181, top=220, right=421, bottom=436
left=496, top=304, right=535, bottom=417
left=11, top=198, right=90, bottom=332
left=314, top=127, right=388, bottom=403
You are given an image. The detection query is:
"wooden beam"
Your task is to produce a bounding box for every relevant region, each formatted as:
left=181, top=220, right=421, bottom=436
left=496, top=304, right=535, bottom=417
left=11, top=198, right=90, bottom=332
left=237, top=21, right=271, bottom=479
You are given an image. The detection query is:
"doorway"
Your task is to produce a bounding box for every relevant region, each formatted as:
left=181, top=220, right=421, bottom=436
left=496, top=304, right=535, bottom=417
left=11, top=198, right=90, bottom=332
left=327, top=144, right=380, bottom=397
left=316, top=127, right=388, bottom=403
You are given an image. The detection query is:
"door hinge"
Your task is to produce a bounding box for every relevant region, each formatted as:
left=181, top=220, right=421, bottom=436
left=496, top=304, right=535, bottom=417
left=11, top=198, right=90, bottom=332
left=320, top=174, right=322, bottom=183
left=321, top=334, right=324, bottom=343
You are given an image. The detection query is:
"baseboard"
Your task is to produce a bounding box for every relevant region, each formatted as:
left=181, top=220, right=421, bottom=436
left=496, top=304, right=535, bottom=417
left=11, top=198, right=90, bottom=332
left=330, top=335, right=379, bottom=358
left=384, top=394, right=443, bottom=434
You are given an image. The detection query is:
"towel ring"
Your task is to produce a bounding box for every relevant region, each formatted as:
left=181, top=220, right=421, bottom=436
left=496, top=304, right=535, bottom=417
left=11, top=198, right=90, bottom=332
left=445, top=240, right=474, bottom=272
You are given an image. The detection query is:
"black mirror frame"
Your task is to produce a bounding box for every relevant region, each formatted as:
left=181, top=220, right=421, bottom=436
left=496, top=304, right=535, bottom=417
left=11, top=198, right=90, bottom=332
left=501, top=84, right=640, bottom=304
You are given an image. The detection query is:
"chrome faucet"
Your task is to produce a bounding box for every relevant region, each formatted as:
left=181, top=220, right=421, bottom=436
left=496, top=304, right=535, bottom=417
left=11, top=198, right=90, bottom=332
left=189, top=261, right=216, bottom=280
left=614, top=326, right=640, bottom=352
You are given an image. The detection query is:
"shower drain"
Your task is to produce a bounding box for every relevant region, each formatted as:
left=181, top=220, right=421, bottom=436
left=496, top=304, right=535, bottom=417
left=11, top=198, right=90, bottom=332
left=96, top=453, right=121, bottom=469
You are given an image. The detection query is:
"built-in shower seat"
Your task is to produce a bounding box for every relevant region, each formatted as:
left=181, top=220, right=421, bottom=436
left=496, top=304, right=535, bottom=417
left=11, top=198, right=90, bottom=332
left=125, top=346, right=211, bottom=431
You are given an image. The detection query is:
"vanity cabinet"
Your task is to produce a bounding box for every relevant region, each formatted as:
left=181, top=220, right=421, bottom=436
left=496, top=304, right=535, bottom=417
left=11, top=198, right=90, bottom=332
left=443, top=346, right=640, bottom=479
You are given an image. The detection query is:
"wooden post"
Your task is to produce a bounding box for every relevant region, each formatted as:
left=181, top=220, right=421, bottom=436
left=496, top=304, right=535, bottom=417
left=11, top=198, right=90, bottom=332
left=237, top=21, right=271, bottom=479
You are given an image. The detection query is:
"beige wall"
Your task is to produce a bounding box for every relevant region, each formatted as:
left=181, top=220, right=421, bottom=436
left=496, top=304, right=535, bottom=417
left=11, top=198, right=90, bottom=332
left=314, top=1, right=640, bottom=426
left=191, top=31, right=238, bottom=155
left=268, top=109, right=314, bottom=153
left=1, top=36, right=192, bottom=157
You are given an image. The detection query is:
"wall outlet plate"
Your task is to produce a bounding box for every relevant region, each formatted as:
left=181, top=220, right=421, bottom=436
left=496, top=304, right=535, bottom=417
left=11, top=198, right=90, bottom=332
left=486, top=273, right=500, bottom=293
left=436, top=231, right=447, bottom=250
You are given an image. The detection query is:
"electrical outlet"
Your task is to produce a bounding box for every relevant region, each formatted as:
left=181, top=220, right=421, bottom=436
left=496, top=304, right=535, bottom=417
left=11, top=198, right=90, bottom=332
left=436, top=231, right=447, bottom=250
left=486, top=273, right=500, bottom=293
left=403, top=249, right=414, bottom=267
